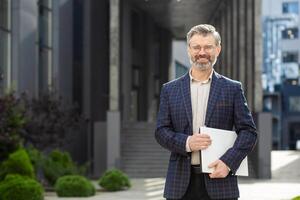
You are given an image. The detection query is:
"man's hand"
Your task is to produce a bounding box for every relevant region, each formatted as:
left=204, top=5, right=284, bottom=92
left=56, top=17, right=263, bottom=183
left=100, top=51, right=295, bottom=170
left=208, top=160, right=230, bottom=178
left=188, top=133, right=211, bottom=151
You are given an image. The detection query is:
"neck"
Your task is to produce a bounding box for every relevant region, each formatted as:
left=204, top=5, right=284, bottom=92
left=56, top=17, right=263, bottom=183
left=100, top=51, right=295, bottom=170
left=191, top=66, right=213, bottom=81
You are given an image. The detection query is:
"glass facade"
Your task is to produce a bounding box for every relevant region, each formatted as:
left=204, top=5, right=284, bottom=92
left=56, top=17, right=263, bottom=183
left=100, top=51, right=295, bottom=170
left=38, top=0, right=53, bottom=93
left=282, top=2, right=299, bottom=14
left=0, top=0, right=11, bottom=94
left=175, top=61, right=188, bottom=78
left=282, top=51, right=299, bottom=63
left=289, top=96, right=300, bottom=112
left=282, top=27, right=298, bottom=39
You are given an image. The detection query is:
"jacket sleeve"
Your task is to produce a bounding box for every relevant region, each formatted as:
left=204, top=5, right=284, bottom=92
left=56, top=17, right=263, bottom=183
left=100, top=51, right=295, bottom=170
left=220, top=83, right=257, bottom=174
left=155, top=84, right=189, bottom=156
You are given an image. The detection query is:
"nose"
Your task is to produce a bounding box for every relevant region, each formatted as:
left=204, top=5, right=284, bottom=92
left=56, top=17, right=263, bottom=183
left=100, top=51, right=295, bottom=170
left=198, top=48, right=207, bottom=55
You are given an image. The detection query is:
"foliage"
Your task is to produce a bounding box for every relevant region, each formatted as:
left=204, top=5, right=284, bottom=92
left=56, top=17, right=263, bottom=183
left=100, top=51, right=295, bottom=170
left=0, top=174, right=44, bottom=200
left=25, top=145, right=44, bottom=174
left=0, top=149, right=35, bottom=181
left=0, top=94, right=26, bottom=161
left=42, top=149, right=86, bottom=186
left=98, top=169, right=131, bottom=191
left=20, top=93, right=84, bottom=150
left=55, top=175, right=95, bottom=197
left=292, top=196, right=300, bottom=200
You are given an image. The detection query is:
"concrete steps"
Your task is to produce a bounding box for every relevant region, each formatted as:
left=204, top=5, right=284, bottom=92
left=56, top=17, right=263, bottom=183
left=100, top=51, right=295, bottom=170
left=121, top=122, right=170, bottom=178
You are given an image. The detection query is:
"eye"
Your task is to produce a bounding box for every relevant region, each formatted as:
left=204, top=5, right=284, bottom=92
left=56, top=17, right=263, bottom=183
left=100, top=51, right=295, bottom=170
left=189, top=44, right=215, bottom=52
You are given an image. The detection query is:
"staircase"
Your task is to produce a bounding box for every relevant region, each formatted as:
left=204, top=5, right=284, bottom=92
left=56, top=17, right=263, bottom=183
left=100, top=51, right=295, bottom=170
left=121, top=122, right=170, bottom=178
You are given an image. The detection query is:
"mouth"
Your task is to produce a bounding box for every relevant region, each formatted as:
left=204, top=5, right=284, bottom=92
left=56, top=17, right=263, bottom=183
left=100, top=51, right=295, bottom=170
left=195, top=56, right=210, bottom=63
left=198, top=57, right=209, bottom=62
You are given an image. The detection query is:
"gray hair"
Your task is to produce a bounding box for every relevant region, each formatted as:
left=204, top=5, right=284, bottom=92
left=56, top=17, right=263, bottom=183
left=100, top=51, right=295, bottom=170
left=186, top=24, right=221, bottom=46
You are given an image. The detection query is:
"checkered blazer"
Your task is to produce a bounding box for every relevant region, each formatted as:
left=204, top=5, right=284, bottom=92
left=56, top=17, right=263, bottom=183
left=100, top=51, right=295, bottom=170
left=155, top=71, right=257, bottom=199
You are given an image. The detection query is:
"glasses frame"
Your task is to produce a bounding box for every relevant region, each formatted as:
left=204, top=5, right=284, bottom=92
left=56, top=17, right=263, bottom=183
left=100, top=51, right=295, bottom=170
left=189, top=44, right=216, bottom=53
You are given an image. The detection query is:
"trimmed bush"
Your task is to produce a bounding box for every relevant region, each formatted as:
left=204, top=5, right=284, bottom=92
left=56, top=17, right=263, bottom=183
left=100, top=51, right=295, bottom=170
left=0, top=174, right=44, bottom=200
left=292, top=196, right=300, bottom=200
left=43, top=149, right=86, bottom=185
left=55, top=175, right=95, bottom=197
left=98, top=169, right=131, bottom=191
left=0, top=149, right=35, bottom=181
left=26, top=146, right=44, bottom=175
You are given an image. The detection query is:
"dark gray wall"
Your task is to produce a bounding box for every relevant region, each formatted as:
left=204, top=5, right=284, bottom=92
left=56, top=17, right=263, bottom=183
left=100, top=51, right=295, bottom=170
left=83, top=0, right=109, bottom=176
left=121, top=1, right=171, bottom=122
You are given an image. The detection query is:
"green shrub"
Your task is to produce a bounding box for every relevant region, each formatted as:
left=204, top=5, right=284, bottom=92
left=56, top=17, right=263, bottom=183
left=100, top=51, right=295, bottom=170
left=0, top=174, right=44, bottom=200
left=292, top=196, right=300, bottom=200
left=98, top=169, right=131, bottom=191
left=0, top=94, right=26, bottom=161
left=0, top=149, right=34, bottom=181
left=55, top=175, right=95, bottom=197
left=43, top=149, right=86, bottom=185
left=26, top=146, right=44, bottom=170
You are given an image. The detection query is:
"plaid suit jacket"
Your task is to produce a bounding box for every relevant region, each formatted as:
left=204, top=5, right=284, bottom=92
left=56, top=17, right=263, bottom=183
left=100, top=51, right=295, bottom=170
left=155, top=71, right=257, bottom=199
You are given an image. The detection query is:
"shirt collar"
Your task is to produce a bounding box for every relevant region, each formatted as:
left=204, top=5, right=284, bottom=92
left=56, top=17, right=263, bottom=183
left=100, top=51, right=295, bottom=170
left=189, top=68, right=214, bottom=84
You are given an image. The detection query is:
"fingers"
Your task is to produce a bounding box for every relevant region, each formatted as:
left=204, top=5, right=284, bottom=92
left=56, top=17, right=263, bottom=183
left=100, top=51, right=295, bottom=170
left=208, top=160, right=230, bottom=178
left=192, top=134, right=211, bottom=143
left=198, top=134, right=212, bottom=148
left=209, top=170, right=227, bottom=178
left=197, top=133, right=210, bottom=138
left=188, top=134, right=212, bottom=151
left=208, top=160, right=218, bottom=168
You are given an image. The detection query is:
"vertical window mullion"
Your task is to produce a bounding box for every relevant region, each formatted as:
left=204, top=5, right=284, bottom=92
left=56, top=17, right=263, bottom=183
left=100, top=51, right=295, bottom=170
left=38, top=0, right=53, bottom=93
left=6, top=0, right=11, bottom=90
left=0, top=0, right=11, bottom=94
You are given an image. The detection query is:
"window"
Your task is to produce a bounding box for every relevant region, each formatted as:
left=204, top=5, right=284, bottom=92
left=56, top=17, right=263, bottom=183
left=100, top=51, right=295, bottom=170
left=175, top=61, right=188, bottom=78
left=289, top=96, right=300, bottom=112
left=282, top=27, right=298, bottom=39
left=0, top=0, right=11, bottom=94
left=282, top=51, right=298, bottom=63
left=282, top=2, right=299, bottom=14
left=38, top=0, right=53, bottom=93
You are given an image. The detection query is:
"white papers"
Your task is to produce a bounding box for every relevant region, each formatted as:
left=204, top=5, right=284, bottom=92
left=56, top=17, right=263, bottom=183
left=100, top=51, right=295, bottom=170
left=200, top=126, right=248, bottom=176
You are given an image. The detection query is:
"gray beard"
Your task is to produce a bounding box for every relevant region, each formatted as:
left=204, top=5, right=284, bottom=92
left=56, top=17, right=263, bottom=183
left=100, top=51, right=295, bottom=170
left=189, top=57, right=217, bottom=71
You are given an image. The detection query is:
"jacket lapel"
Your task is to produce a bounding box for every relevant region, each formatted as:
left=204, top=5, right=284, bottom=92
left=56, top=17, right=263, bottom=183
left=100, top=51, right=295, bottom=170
left=181, top=73, right=193, bottom=133
left=205, top=71, right=222, bottom=126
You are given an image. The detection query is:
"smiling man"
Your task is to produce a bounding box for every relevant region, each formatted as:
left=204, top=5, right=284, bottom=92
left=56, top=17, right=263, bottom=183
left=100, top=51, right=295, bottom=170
left=155, top=24, right=257, bottom=200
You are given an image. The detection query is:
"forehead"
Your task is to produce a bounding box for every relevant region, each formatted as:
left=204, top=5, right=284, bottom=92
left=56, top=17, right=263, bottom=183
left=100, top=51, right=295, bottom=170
left=189, top=34, right=216, bottom=45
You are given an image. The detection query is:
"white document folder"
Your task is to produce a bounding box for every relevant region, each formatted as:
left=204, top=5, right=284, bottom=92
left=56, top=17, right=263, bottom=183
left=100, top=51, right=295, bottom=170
left=200, top=126, right=249, bottom=176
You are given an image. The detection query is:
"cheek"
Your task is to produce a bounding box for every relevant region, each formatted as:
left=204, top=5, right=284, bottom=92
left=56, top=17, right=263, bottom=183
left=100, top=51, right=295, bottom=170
left=189, top=53, right=196, bottom=60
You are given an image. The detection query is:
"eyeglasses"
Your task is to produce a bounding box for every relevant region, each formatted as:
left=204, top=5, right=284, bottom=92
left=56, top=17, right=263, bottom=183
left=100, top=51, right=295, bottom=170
left=189, top=44, right=215, bottom=53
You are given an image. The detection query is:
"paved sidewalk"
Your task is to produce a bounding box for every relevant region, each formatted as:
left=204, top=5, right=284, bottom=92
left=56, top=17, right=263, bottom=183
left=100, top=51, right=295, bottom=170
left=45, top=151, right=300, bottom=200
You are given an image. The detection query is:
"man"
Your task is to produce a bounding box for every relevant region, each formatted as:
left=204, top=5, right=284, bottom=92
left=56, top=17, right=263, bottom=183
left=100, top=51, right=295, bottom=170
left=155, top=24, right=257, bottom=200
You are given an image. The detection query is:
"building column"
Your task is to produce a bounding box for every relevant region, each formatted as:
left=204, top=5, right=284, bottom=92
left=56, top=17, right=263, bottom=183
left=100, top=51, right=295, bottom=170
left=254, top=0, right=263, bottom=112
left=232, top=0, right=239, bottom=80
left=246, top=0, right=254, bottom=110
left=220, top=8, right=227, bottom=75
left=107, top=0, right=121, bottom=169
left=238, top=0, right=246, bottom=85
left=226, top=1, right=233, bottom=77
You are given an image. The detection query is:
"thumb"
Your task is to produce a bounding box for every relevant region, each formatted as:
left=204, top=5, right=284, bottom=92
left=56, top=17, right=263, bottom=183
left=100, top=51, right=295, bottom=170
left=208, top=160, right=218, bottom=168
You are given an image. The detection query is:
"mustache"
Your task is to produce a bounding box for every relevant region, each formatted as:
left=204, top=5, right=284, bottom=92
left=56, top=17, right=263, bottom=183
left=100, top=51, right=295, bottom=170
left=195, top=55, right=210, bottom=60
